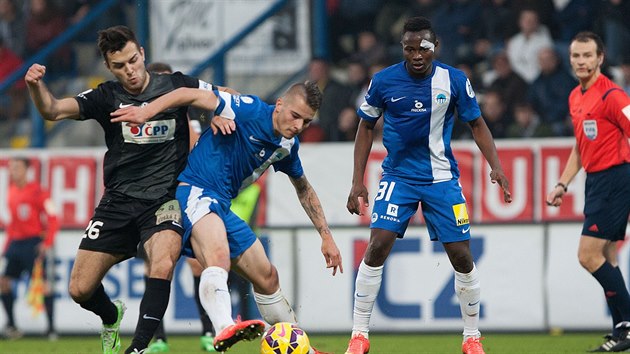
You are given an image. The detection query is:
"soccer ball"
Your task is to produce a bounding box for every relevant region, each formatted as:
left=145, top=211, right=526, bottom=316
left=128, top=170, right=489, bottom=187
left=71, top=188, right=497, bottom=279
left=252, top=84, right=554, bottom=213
left=260, top=322, right=310, bottom=354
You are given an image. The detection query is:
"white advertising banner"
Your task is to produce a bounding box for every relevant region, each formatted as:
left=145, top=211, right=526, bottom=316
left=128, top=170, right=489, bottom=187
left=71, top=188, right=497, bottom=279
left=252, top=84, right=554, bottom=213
left=4, top=224, right=628, bottom=334
left=149, top=0, right=310, bottom=74
left=546, top=224, right=630, bottom=329
left=291, top=225, right=547, bottom=332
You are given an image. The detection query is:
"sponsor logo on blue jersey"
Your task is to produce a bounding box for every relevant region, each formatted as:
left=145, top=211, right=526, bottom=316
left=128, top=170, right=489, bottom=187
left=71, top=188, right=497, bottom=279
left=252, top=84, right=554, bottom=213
left=386, top=203, right=399, bottom=217
left=411, top=100, right=427, bottom=113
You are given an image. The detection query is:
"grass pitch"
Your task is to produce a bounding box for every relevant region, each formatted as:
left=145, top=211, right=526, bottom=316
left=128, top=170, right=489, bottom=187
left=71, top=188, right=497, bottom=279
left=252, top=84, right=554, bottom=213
left=0, top=332, right=608, bottom=353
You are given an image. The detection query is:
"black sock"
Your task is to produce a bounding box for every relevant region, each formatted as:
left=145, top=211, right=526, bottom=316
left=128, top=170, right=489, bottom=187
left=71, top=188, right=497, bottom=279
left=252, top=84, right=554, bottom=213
left=144, top=276, right=167, bottom=342
left=45, top=295, right=55, bottom=333
left=593, top=262, right=630, bottom=327
left=125, top=278, right=171, bottom=353
left=1, top=292, right=15, bottom=327
left=78, top=284, right=117, bottom=325
left=610, top=267, right=627, bottom=338
left=194, top=275, right=214, bottom=336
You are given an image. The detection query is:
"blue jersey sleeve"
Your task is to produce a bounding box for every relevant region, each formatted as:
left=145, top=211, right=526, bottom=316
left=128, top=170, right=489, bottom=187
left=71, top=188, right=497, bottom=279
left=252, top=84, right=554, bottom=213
left=272, top=139, right=304, bottom=179
left=452, top=70, right=481, bottom=122
left=357, top=75, right=384, bottom=121
left=220, top=93, right=265, bottom=121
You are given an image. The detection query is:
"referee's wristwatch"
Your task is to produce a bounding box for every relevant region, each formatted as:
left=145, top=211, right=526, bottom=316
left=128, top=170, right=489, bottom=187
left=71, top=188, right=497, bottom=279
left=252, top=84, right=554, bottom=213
left=555, top=182, right=568, bottom=192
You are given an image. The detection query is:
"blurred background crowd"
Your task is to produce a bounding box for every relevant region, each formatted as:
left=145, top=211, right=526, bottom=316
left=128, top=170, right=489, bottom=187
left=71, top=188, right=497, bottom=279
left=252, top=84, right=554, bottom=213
left=1, top=0, right=630, bottom=148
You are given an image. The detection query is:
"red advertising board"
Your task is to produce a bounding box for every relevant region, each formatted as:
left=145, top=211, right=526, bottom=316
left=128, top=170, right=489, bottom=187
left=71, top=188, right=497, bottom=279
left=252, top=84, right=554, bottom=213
left=47, top=157, right=97, bottom=228
left=479, top=148, right=534, bottom=222
left=540, top=146, right=584, bottom=221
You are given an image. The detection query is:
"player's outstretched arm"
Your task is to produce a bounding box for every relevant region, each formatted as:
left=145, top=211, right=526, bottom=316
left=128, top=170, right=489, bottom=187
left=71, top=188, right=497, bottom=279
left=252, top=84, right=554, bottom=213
left=289, top=175, right=343, bottom=275
left=546, top=144, right=582, bottom=207
left=468, top=116, right=512, bottom=203
left=110, top=87, right=222, bottom=125
left=25, top=64, right=80, bottom=121
left=347, top=119, right=375, bottom=215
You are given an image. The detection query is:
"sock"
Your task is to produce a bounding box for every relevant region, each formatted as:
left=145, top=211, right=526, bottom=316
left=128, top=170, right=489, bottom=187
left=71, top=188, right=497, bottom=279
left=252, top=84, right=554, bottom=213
left=194, top=275, right=214, bottom=336
left=455, top=264, right=481, bottom=339
left=1, top=292, right=15, bottom=327
left=254, top=288, right=297, bottom=325
left=45, top=295, right=55, bottom=333
left=143, top=275, right=167, bottom=342
left=126, top=278, right=171, bottom=352
left=593, top=262, right=630, bottom=325
left=608, top=267, right=625, bottom=338
left=154, top=321, right=167, bottom=342
left=199, top=267, right=233, bottom=334
left=351, top=260, right=384, bottom=338
left=78, top=283, right=117, bottom=325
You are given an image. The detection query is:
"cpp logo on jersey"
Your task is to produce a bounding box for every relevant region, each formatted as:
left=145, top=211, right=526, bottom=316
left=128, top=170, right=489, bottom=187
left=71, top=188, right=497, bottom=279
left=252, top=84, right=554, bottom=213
left=583, top=120, right=597, bottom=140
left=435, top=93, right=448, bottom=105
left=122, top=119, right=176, bottom=144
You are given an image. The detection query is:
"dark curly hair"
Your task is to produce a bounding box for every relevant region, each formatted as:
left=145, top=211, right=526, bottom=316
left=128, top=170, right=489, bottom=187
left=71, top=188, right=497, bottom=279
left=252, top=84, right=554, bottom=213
left=402, top=16, right=436, bottom=42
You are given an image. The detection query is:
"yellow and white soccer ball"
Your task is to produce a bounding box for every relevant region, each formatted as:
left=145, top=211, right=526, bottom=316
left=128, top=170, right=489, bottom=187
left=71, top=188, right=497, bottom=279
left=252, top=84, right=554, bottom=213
left=260, top=322, right=310, bottom=354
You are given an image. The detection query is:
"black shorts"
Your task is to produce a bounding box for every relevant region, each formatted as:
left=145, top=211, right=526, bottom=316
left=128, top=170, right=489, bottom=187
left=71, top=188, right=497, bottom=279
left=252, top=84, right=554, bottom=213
left=582, top=163, right=630, bottom=240
left=1, top=237, right=46, bottom=279
left=79, top=191, right=184, bottom=261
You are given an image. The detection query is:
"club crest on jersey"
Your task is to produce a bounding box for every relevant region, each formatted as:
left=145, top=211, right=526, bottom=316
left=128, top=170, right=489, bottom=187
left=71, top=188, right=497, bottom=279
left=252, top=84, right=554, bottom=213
left=122, top=119, right=176, bottom=144
left=435, top=93, right=448, bottom=105
left=583, top=120, right=597, bottom=140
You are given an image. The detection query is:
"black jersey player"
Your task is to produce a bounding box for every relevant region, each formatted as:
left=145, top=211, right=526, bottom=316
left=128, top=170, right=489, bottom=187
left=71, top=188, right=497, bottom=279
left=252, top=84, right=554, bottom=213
left=24, top=25, right=232, bottom=354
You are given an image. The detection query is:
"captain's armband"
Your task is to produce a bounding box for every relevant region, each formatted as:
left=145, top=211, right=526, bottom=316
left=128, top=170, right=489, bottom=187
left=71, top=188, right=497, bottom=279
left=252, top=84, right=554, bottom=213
left=212, top=89, right=229, bottom=118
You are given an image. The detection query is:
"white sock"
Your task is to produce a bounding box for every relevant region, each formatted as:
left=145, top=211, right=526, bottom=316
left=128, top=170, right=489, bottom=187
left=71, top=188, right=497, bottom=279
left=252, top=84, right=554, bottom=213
left=351, top=260, right=384, bottom=338
left=253, top=288, right=297, bottom=325
left=454, top=264, right=481, bottom=339
left=200, top=267, right=233, bottom=334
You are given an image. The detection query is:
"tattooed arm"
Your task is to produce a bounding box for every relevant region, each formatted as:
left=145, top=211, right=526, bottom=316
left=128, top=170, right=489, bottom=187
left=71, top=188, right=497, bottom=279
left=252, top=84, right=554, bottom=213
left=289, top=175, right=343, bottom=275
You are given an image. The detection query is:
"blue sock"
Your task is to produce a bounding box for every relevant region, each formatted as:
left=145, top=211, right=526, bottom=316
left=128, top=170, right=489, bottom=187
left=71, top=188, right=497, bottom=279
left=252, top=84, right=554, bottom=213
left=592, top=262, right=630, bottom=335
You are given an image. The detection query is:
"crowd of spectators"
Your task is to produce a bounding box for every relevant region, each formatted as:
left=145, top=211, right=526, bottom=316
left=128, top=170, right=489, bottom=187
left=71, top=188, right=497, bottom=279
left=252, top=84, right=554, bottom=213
left=2, top=0, right=630, bottom=146
left=306, top=0, right=630, bottom=142
left=0, top=0, right=127, bottom=146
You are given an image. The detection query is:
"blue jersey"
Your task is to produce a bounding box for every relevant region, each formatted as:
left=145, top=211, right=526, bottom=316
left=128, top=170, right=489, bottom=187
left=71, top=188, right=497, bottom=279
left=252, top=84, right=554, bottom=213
left=178, top=93, right=304, bottom=201
left=358, top=61, right=481, bottom=184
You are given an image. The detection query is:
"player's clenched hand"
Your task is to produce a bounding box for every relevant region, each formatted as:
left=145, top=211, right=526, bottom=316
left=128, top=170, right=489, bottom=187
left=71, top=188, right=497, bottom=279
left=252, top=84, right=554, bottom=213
left=347, top=183, right=369, bottom=215
left=546, top=186, right=564, bottom=207
left=321, top=235, right=343, bottom=276
left=490, top=169, right=512, bottom=203
left=110, top=106, right=151, bottom=126
left=210, top=116, right=236, bottom=135
left=24, top=64, right=46, bottom=85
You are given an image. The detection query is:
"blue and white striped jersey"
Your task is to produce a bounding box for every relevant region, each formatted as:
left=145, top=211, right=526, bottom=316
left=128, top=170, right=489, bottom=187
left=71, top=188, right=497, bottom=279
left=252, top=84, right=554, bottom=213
left=358, top=61, right=481, bottom=184
left=178, top=93, right=303, bottom=201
